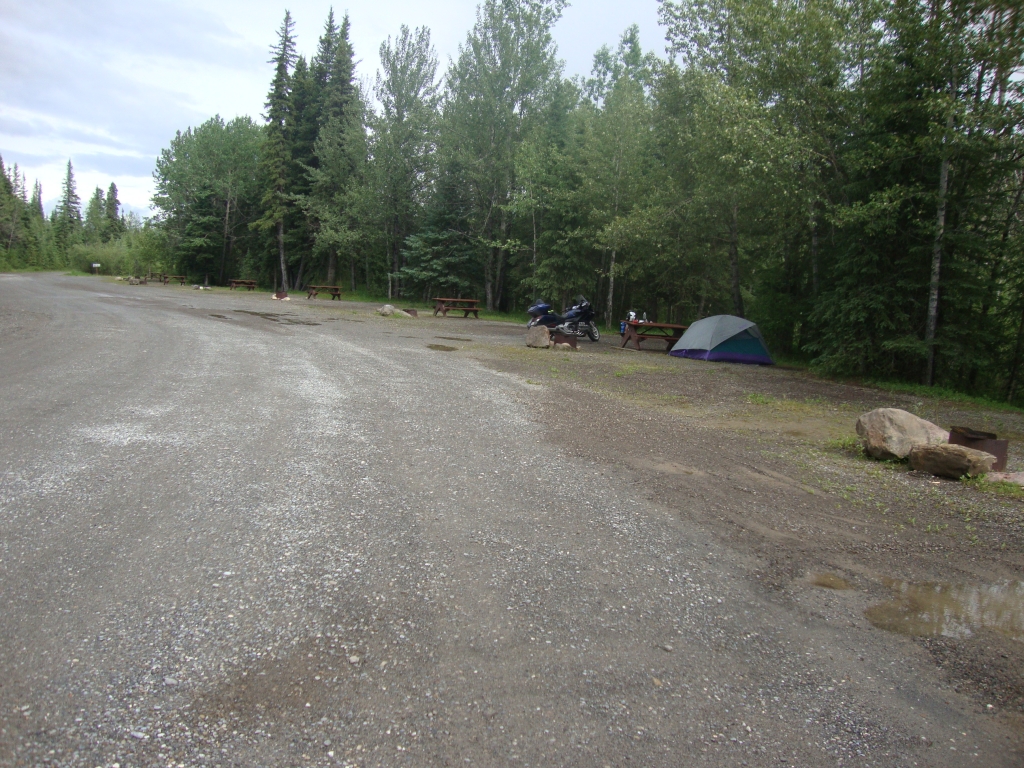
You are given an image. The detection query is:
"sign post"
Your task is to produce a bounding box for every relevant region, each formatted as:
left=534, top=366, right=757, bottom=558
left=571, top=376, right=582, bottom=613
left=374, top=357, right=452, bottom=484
left=92, top=263, right=101, bottom=275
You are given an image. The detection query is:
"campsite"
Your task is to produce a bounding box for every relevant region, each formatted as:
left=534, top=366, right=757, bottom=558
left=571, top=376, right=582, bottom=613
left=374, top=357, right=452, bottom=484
left=2, top=274, right=1024, bottom=766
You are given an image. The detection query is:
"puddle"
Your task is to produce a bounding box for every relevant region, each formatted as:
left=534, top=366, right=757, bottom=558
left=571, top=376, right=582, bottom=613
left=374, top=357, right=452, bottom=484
left=865, top=578, right=1024, bottom=641
left=811, top=573, right=853, bottom=590
left=209, top=314, right=226, bottom=319
left=437, top=336, right=472, bottom=342
left=427, top=344, right=458, bottom=352
left=233, top=310, right=319, bottom=326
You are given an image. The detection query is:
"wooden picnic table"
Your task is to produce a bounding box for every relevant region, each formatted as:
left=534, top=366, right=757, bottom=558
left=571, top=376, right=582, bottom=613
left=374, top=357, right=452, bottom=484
left=620, top=320, right=689, bottom=352
left=433, top=297, right=481, bottom=318
left=163, top=275, right=187, bottom=285
left=228, top=279, right=257, bottom=291
left=307, top=284, right=342, bottom=300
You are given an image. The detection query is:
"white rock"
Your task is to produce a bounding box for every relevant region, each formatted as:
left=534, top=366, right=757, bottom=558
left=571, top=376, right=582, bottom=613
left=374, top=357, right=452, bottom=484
left=855, top=407, right=947, bottom=460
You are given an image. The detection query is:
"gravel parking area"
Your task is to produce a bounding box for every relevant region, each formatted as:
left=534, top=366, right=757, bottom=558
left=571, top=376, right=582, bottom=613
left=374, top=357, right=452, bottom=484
left=0, top=273, right=1019, bottom=767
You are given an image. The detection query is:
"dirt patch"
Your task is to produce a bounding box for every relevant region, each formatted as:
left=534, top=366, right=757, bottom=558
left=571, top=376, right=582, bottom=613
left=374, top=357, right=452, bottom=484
left=473, top=342, right=1024, bottom=717
left=427, top=344, right=457, bottom=352
left=234, top=310, right=320, bottom=326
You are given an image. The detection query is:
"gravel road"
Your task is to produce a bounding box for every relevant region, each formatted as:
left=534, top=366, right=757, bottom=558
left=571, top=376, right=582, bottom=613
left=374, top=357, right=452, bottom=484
left=0, top=273, right=1016, bottom=767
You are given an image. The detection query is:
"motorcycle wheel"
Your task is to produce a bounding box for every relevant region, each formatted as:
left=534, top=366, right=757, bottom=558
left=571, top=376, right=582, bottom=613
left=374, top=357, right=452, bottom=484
left=587, top=322, right=601, bottom=342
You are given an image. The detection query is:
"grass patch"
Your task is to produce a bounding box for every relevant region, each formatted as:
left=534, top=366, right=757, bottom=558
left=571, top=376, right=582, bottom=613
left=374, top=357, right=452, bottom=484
left=615, top=363, right=662, bottom=377
left=859, top=379, right=1024, bottom=413
left=962, top=476, right=1024, bottom=500
left=825, top=434, right=863, bottom=454
left=746, top=393, right=776, bottom=405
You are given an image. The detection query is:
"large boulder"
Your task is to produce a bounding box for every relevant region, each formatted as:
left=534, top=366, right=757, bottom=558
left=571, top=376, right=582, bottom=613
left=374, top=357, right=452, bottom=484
left=526, top=326, right=552, bottom=348
left=909, top=444, right=996, bottom=479
left=377, top=304, right=396, bottom=316
left=855, top=408, right=947, bottom=460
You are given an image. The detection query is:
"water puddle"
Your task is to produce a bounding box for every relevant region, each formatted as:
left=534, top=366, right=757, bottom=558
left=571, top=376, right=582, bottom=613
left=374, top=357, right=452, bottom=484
left=865, top=578, right=1024, bottom=641
left=811, top=573, right=853, bottom=590
left=437, top=336, right=472, bottom=342
left=233, top=310, right=319, bottom=326
left=427, top=344, right=457, bottom=352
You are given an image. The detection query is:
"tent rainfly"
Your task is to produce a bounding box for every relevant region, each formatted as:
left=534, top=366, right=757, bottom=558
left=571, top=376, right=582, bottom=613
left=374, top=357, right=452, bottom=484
left=670, top=315, right=774, bottom=365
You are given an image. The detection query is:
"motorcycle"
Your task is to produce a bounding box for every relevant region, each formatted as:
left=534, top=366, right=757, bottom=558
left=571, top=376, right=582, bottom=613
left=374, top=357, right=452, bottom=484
left=526, top=295, right=601, bottom=341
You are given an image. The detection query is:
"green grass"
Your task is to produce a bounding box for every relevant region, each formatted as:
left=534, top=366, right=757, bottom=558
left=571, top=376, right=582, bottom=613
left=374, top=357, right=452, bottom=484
left=746, top=393, right=776, bottom=405
left=824, top=434, right=862, bottom=454
left=858, top=379, right=1024, bottom=413
left=962, top=475, right=1024, bottom=499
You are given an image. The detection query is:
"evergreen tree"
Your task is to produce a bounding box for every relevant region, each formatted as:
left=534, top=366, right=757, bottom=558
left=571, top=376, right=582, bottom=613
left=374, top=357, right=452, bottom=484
left=254, top=11, right=297, bottom=291
left=104, top=182, right=122, bottom=240
left=305, top=13, right=362, bottom=286
left=84, top=187, right=105, bottom=243
left=30, top=180, right=44, bottom=219
left=53, top=159, right=82, bottom=256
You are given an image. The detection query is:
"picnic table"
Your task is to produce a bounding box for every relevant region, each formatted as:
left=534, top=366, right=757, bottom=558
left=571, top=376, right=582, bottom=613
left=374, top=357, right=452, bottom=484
left=163, top=275, right=187, bottom=285
left=433, top=297, right=481, bottom=318
left=620, top=320, right=689, bottom=352
left=228, top=279, right=257, bottom=291
left=307, top=284, right=342, bottom=300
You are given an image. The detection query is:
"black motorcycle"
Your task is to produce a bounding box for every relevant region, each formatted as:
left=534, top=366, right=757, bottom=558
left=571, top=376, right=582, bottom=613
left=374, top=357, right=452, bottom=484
left=526, top=296, right=601, bottom=341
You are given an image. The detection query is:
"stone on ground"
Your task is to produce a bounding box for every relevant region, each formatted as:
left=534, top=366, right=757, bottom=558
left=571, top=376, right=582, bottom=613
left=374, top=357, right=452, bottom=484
left=526, top=326, right=552, bottom=348
left=378, top=304, right=396, bottom=316
left=908, top=443, right=996, bottom=479
left=855, top=407, right=947, bottom=460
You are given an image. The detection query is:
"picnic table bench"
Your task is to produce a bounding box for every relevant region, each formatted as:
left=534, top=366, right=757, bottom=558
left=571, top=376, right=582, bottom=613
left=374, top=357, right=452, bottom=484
left=620, top=320, right=689, bottom=352
left=228, top=279, right=257, bottom=291
left=163, top=275, right=187, bottom=285
left=307, top=284, right=342, bottom=300
left=433, top=297, right=481, bottom=318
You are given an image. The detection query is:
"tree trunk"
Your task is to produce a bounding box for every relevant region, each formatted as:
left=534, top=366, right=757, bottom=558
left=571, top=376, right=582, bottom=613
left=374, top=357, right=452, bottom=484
left=924, top=134, right=952, bottom=386
left=605, top=249, right=616, bottom=328
left=1006, top=304, right=1024, bottom=402
left=531, top=208, right=537, bottom=276
left=484, top=260, right=494, bottom=310
left=810, top=202, right=819, bottom=297
left=219, top=196, right=232, bottom=283
left=277, top=219, right=288, bottom=292
left=350, top=256, right=356, bottom=292
left=729, top=204, right=744, bottom=318
left=327, top=248, right=337, bottom=285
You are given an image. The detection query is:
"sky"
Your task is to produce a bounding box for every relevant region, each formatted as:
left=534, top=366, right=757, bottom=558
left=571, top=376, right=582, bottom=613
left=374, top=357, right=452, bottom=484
left=0, top=0, right=665, bottom=216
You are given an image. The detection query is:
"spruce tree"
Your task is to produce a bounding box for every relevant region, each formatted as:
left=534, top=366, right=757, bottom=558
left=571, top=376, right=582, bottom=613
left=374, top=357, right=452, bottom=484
left=104, top=182, right=122, bottom=240
left=30, top=181, right=44, bottom=219
left=54, top=159, right=82, bottom=255
left=254, top=11, right=297, bottom=291
left=306, top=14, right=360, bottom=285
left=84, top=187, right=105, bottom=243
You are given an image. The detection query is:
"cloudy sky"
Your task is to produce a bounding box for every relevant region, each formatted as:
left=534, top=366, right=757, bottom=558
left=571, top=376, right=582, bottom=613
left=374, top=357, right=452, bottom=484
left=0, top=0, right=664, bottom=214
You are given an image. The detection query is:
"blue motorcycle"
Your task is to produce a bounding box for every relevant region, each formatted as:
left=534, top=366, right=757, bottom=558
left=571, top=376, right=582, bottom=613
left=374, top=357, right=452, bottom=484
left=526, top=295, right=601, bottom=341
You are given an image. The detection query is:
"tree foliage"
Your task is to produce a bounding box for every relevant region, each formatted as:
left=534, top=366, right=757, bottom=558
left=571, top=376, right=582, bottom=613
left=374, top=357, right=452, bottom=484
left=137, top=0, right=1024, bottom=401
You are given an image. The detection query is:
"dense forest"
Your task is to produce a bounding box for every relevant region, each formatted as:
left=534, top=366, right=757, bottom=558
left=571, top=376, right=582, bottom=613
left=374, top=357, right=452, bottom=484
left=0, top=157, right=159, bottom=275
left=3, top=0, right=1024, bottom=401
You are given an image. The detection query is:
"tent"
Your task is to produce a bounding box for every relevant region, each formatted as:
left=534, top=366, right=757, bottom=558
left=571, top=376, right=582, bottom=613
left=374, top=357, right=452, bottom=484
left=670, top=315, right=774, bottom=365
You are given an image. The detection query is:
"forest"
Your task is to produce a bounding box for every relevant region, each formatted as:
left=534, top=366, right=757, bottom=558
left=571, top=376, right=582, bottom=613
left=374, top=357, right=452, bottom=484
left=2, top=0, right=1023, bottom=401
